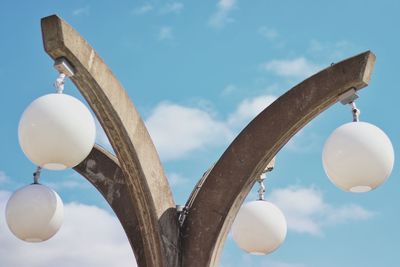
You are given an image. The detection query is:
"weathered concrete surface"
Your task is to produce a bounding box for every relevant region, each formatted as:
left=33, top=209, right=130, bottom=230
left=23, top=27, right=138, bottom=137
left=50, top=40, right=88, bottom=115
left=73, top=145, right=145, bottom=262
left=181, top=51, right=376, bottom=267
left=41, top=15, right=179, bottom=267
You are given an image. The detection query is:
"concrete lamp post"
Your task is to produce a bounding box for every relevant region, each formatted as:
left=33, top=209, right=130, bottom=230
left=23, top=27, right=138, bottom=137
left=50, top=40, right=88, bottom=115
left=4, top=14, right=391, bottom=267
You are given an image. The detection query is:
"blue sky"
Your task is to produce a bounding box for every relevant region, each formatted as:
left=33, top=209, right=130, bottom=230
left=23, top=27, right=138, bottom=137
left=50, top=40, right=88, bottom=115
left=1, top=1, right=400, bottom=266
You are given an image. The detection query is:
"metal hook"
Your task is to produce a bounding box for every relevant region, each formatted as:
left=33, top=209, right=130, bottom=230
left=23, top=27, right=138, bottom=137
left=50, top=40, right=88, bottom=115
left=257, top=158, right=275, bottom=200
left=33, top=166, right=42, bottom=184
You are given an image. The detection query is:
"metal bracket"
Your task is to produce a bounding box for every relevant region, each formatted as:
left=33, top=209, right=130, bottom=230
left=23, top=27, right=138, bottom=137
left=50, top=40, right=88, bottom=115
left=257, top=157, right=276, bottom=200
left=54, top=57, right=75, bottom=77
left=265, top=157, right=275, bottom=172
left=338, top=88, right=361, bottom=121
left=176, top=205, right=189, bottom=226
left=339, top=88, right=359, bottom=105
left=32, top=166, right=42, bottom=184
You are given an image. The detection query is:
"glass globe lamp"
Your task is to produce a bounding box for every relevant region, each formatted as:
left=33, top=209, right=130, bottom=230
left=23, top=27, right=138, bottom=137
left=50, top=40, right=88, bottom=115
left=322, top=121, right=394, bottom=193
left=231, top=200, right=287, bottom=255
left=6, top=184, right=64, bottom=242
left=18, top=93, right=96, bottom=170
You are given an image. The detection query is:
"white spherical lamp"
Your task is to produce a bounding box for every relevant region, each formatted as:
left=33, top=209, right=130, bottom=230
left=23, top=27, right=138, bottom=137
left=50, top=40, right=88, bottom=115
left=231, top=200, right=287, bottom=255
left=19, top=93, right=96, bottom=170
left=322, top=121, right=394, bottom=193
left=6, top=184, right=64, bottom=242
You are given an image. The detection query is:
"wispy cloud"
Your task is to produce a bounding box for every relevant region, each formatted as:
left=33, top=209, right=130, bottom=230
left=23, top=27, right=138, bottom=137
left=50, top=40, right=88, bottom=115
left=133, top=2, right=184, bottom=15
left=72, top=6, right=90, bottom=16
left=132, top=3, right=154, bottom=15
left=269, top=186, right=375, bottom=236
left=160, top=2, right=184, bottom=14
left=93, top=91, right=276, bottom=162
left=95, top=88, right=316, bottom=161
left=145, top=94, right=276, bottom=161
left=209, top=0, right=237, bottom=29
left=94, top=92, right=277, bottom=162
left=157, top=26, right=174, bottom=41
left=145, top=102, right=233, bottom=160
left=308, top=39, right=358, bottom=61
left=261, top=57, right=321, bottom=79
left=0, top=191, right=136, bottom=267
left=258, top=26, right=278, bottom=41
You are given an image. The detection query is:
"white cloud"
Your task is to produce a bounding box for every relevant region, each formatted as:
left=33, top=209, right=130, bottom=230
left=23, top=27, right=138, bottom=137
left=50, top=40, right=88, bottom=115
left=258, top=26, right=278, bottom=41
left=262, top=57, right=320, bottom=79
left=228, top=95, right=276, bottom=128
left=219, top=0, right=236, bottom=10
left=94, top=90, right=319, bottom=161
left=269, top=186, right=375, bottom=236
left=132, top=3, right=154, bottom=15
left=145, top=94, right=276, bottom=161
left=323, top=204, right=374, bottom=225
left=209, top=0, right=237, bottom=29
left=92, top=93, right=277, bottom=162
left=145, top=102, right=232, bottom=161
left=0, top=191, right=136, bottom=267
left=93, top=94, right=276, bottom=161
left=158, top=26, right=174, bottom=41
left=160, top=2, right=184, bottom=14
left=72, top=6, right=90, bottom=16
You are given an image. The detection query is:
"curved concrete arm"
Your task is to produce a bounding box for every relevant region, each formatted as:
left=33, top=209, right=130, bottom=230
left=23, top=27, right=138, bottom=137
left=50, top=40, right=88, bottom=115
left=41, top=15, right=179, bottom=267
left=181, top=51, right=376, bottom=267
left=73, top=145, right=146, bottom=265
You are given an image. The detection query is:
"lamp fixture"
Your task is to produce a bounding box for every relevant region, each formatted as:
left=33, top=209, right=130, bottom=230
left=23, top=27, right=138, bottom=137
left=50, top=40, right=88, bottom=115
left=322, top=92, right=394, bottom=193
left=231, top=159, right=287, bottom=255
left=18, top=58, right=96, bottom=170
left=5, top=167, right=63, bottom=242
